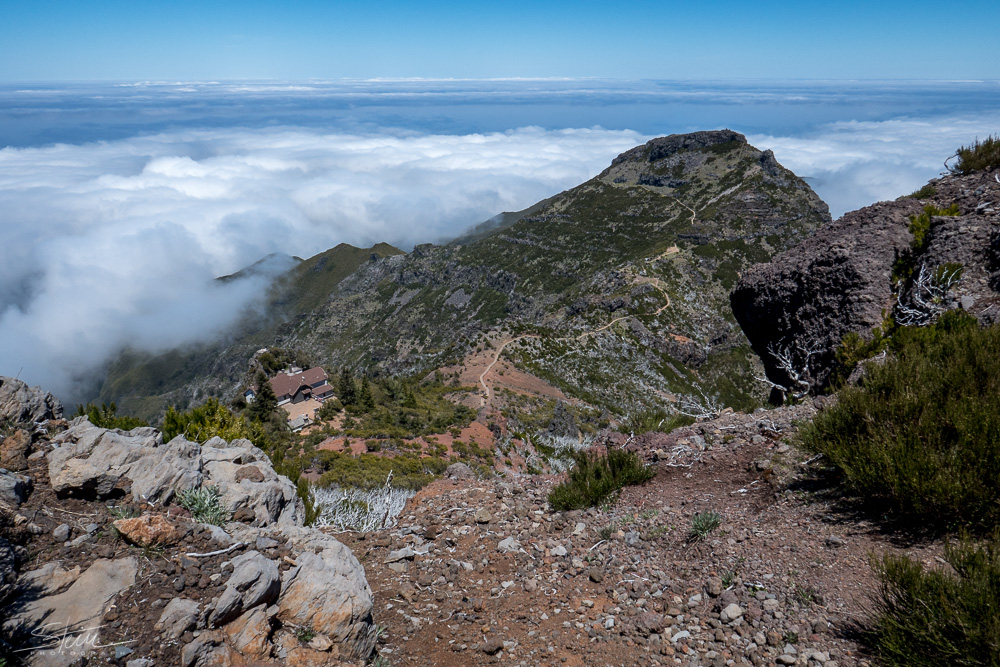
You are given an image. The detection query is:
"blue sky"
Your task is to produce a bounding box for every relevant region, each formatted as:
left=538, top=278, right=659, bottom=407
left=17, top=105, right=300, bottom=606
left=2, top=0, right=998, bottom=81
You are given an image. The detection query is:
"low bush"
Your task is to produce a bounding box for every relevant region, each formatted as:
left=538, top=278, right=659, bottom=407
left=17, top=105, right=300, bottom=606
left=909, top=184, right=937, bottom=199
left=548, top=448, right=654, bottom=511
left=74, top=402, right=148, bottom=431
left=870, top=532, right=1000, bottom=667
left=801, top=315, right=1000, bottom=532
left=315, top=451, right=448, bottom=491
left=949, top=135, right=1000, bottom=175
left=176, top=486, right=228, bottom=526
left=689, top=511, right=722, bottom=541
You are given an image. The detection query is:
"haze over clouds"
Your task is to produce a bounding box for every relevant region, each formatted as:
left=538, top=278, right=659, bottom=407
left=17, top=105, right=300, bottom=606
left=0, top=126, right=643, bottom=400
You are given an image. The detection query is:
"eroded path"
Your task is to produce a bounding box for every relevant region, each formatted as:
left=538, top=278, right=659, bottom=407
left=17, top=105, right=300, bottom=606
left=478, top=276, right=672, bottom=405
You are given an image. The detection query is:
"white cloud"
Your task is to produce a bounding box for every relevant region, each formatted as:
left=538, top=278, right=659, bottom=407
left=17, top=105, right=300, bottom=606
left=0, top=126, right=644, bottom=401
left=4, top=113, right=997, bottom=405
left=749, top=114, right=1000, bottom=218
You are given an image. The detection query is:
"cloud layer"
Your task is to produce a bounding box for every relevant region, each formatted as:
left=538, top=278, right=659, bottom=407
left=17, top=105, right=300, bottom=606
left=0, top=126, right=644, bottom=401
left=750, top=114, right=1000, bottom=217
left=2, top=103, right=999, bottom=406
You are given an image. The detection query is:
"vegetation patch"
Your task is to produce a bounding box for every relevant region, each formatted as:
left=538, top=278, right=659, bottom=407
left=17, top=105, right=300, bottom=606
left=688, top=510, right=722, bottom=541
left=548, top=448, right=654, bottom=511
left=74, top=402, right=148, bottom=431
left=176, top=486, right=228, bottom=526
left=802, top=313, right=1000, bottom=532
left=949, top=135, right=1000, bottom=175
left=870, top=532, right=1000, bottom=667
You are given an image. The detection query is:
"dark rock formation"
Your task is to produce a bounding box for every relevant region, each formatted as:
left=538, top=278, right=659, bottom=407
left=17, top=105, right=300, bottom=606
left=731, top=169, right=1000, bottom=392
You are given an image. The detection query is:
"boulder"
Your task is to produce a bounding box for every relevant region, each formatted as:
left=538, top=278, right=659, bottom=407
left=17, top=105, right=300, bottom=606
left=445, top=462, right=473, bottom=479
left=210, top=551, right=280, bottom=626
left=276, top=546, right=376, bottom=661
left=0, top=376, right=62, bottom=425
left=155, top=597, right=200, bottom=639
left=113, top=513, right=184, bottom=547
left=223, top=606, right=273, bottom=658
left=181, top=630, right=234, bottom=667
left=205, top=457, right=302, bottom=527
left=5, top=558, right=137, bottom=666
left=0, top=429, right=32, bottom=471
left=0, top=469, right=31, bottom=505
left=732, top=171, right=1000, bottom=393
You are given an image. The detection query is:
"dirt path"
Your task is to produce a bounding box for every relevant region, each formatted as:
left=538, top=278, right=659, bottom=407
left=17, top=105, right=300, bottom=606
left=478, top=277, right=672, bottom=406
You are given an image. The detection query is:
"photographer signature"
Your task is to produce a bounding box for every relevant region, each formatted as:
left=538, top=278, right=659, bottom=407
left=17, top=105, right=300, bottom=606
left=13, top=623, right=134, bottom=655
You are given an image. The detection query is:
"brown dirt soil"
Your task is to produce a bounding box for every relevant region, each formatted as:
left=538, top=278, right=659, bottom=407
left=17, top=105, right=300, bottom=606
left=336, top=405, right=943, bottom=667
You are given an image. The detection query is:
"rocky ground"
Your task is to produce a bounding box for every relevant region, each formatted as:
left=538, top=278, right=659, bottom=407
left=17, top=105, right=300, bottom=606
left=0, top=377, right=376, bottom=667
left=0, top=377, right=947, bottom=667
left=337, top=402, right=942, bottom=667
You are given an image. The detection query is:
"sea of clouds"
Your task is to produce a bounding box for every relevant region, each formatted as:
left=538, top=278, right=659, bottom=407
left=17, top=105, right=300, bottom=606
left=0, top=126, right=644, bottom=400
left=0, top=80, right=997, bottom=404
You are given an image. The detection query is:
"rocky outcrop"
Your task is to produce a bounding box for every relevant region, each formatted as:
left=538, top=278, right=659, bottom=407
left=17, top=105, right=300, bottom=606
left=47, top=419, right=302, bottom=525
left=731, top=169, right=1000, bottom=391
left=0, top=376, right=62, bottom=424
left=1, top=392, right=375, bottom=665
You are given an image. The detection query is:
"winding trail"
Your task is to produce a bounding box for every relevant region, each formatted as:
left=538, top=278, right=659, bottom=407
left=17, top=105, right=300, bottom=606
left=478, top=276, right=672, bottom=406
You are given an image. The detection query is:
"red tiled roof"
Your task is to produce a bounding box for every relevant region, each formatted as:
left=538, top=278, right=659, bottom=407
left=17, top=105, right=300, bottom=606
left=268, top=367, right=330, bottom=400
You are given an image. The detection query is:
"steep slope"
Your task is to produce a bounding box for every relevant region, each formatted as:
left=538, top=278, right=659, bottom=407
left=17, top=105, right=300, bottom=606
left=282, top=131, right=829, bottom=416
left=98, top=131, right=829, bottom=421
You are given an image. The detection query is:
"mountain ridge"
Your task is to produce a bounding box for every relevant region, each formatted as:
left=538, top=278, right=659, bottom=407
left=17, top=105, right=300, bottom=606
left=96, top=131, right=831, bottom=422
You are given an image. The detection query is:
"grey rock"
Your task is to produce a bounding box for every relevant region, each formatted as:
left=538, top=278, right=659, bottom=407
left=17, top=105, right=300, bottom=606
left=52, top=523, right=71, bottom=542
left=155, top=597, right=200, bottom=639
left=5, top=558, right=137, bottom=666
left=0, top=469, right=31, bottom=505
left=498, top=536, right=520, bottom=553
left=126, top=660, right=155, bottom=667
left=550, top=545, right=568, bottom=557
left=181, top=630, right=233, bottom=667
left=624, top=530, right=641, bottom=546
left=277, top=547, right=376, bottom=661
left=720, top=603, right=744, bottom=622
left=0, top=376, right=62, bottom=424
left=445, top=462, right=474, bottom=479
left=255, top=536, right=279, bottom=550
left=204, top=451, right=303, bottom=526
left=385, top=546, right=417, bottom=563
left=474, top=508, right=491, bottom=523
left=209, top=551, right=279, bottom=626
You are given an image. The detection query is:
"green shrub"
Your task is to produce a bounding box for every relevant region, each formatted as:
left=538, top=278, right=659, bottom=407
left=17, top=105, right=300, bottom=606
left=176, top=486, right=228, bottom=526
left=909, top=184, right=937, bottom=199
left=689, top=511, right=722, bottom=541
left=548, top=448, right=654, bottom=511
left=870, top=532, right=1000, bottom=667
left=909, top=203, right=960, bottom=254
left=801, top=315, right=1000, bottom=531
left=74, top=402, right=148, bottom=431
left=316, top=451, right=448, bottom=491
left=950, top=135, right=1000, bottom=175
